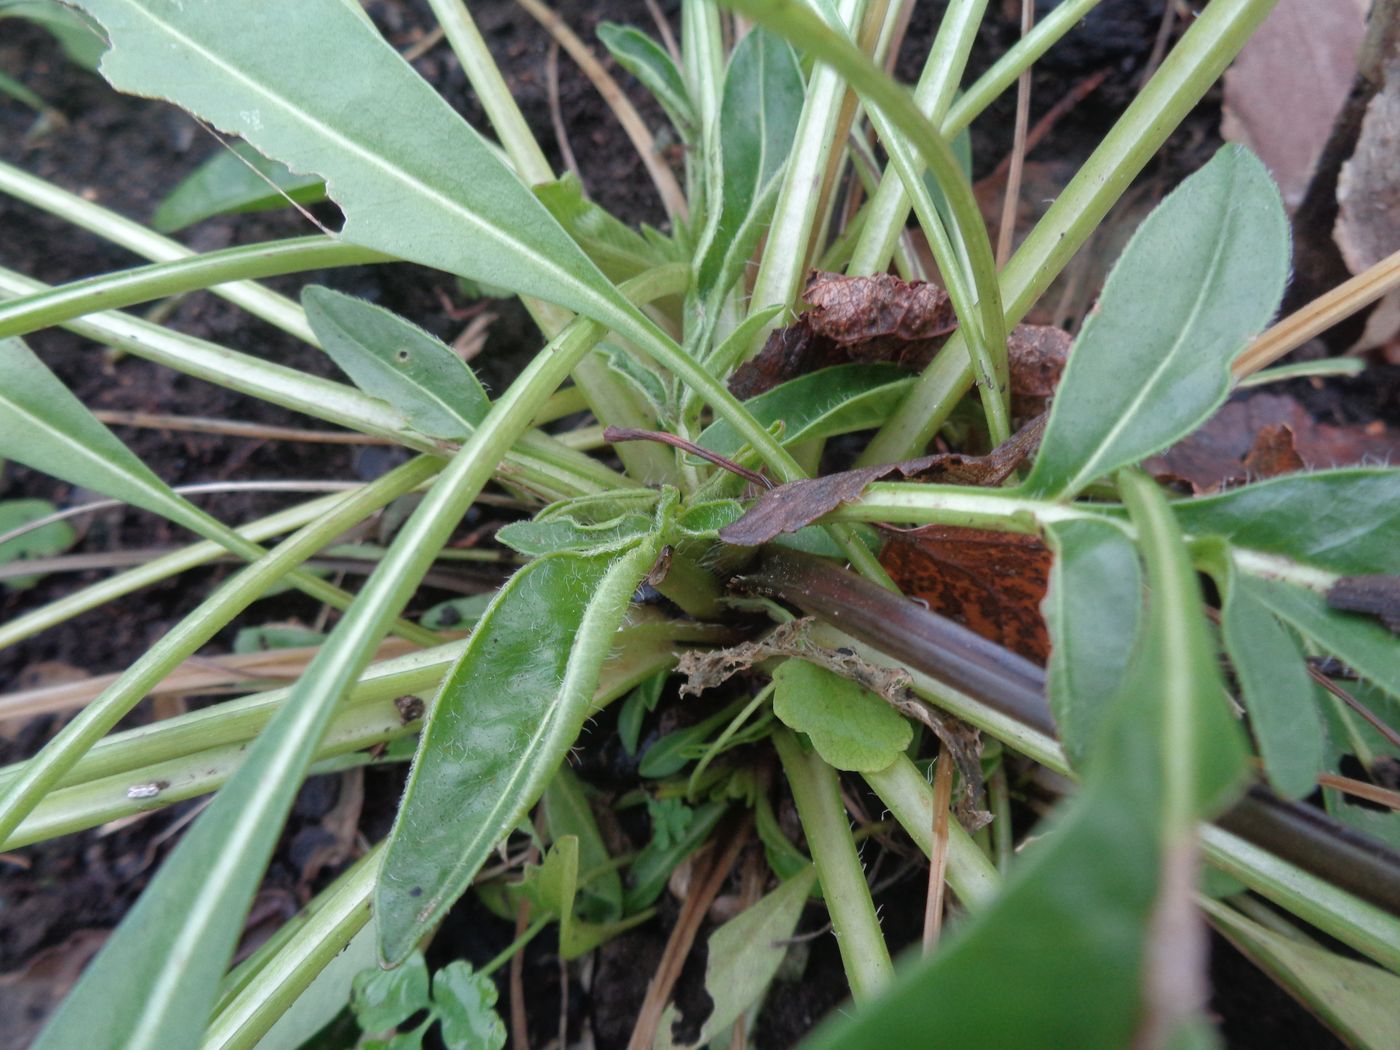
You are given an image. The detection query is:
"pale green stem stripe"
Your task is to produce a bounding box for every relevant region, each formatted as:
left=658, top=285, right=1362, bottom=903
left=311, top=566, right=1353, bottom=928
left=860, top=0, right=1280, bottom=464
left=773, top=726, right=893, bottom=1002
left=0, top=456, right=442, bottom=846
left=0, top=158, right=318, bottom=344
left=0, top=237, right=387, bottom=340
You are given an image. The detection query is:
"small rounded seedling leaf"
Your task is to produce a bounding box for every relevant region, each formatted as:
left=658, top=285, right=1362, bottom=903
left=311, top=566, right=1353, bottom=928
left=351, top=951, right=430, bottom=1035
left=772, top=659, right=911, bottom=772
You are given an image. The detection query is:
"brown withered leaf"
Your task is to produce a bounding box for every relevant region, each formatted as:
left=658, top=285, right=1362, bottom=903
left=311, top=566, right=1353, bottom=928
left=877, top=526, right=1052, bottom=664
left=718, top=414, right=1046, bottom=547
left=1240, top=423, right=1307, bottom=478
left=1328, top=576, right=1400, bottom=634
left=1146, top=392, right=1400, bottom=493
left=728, top=270, right=1070, bottom=404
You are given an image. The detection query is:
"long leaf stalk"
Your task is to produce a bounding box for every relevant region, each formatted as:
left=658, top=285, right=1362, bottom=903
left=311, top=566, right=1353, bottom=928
left=861, top=0, right=1281, bottom=464
left=0, top=455, right=442, bottom=846
left=773, top=726, right=894, bottom=1002
left=0, top=158, right=317, bottom=343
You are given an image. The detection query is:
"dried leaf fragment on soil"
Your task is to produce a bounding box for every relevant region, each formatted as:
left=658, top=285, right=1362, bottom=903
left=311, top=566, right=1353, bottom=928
left=728, top=271, right=1070, bottom=414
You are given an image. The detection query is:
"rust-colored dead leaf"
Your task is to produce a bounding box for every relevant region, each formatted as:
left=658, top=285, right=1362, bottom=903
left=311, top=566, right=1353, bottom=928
left=1241, top=423, right=1307, bottom=478
left=729, top=271, right=1071, bottom=404
left=718, top=415, right=1045, bottom=547
left=1328, top=576, right=1400, bottom=634
left=1146, top=392, right=1400, bottom=493
left=878, top=526, right=1052, bottom=664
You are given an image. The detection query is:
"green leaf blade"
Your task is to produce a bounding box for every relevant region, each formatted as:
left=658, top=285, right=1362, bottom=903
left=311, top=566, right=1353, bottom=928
left=772, top=659, right=911, bottom=773
left=73, top=0, right=644, bottom=336
left=376, top=541, right=657, bottom=965
left=1025, top=146, right=1290, bottom=499
left=302, top=286, right=488, bottom=441
left=152, top=140, right=325, bottom=232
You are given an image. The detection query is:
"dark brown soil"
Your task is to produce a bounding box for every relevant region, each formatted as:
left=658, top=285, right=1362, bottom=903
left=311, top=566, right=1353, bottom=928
left=0, top=2, right=1370, bottom=1047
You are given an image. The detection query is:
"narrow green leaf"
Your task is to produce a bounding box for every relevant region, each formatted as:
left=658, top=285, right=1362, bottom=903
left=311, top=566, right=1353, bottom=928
left=1202, top=897, right=1400, bottom=1050
left=624, top=798, right=727, bottom=912
left=772, top=659, right=911, bottom=773
left=543, top=764, right=622, bottom=922
left=518, top=836, right=651, bottom=959
left=1025, top=146, right=1289, bottom=499
left=419, top=593, right=493, bottom=631
left=1251, top=578, right=1400, bottom=702
left=495, top=512, right=654, bottom=557
left=231, top=624, right=326, bottom=654
left=0, top=498, right=76, bottom=589
left=1174, top=469, right=1400, bottom=576
left=376, top=539, right=659, bottom=965
left=697, top=364, right=911, bottom=458
left=533, top=174, right=673, bottom=283
left=597, top=23, right=695, bottom=139
left=1220, top=569, right=1325, bottom=800
left=1042, top=519, right=1142, bottom=768
left=303, top=286, right=488, bottom=442
left=694, top=27, right=804, bottom=301
left=0, top=337, right=208, bottom=536
left=152, top=140, right=325, bottom=232
left=656, top=867, right=818, bottom=1049
left=72, top=0, right=650, bottom=338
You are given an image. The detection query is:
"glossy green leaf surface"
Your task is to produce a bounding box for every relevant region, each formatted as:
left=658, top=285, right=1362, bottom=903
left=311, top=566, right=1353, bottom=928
left=376, top=540, right=658, bottom=965
left=1042, top=519, right=1141, bottom=768
left=1252, top=578, right=1400, bottom=702
left=596, top=22, right=695, bottom=139
left=303, top=286, right=488, bottom=442
left=772, top=659, right=911, bottom=773
left=1202, top=898, right=1400, bottom=1050
left=1173, top=469, right=1400, bottom=576
left=698, top=364, right=912, bottom=458
left=72, top=0, right=650, bottom=338
left=151, top=140, right=325, bottom=232
left=694, top=27, right=804, bottom=301
left=656, top=867, right=818, bottom=1049
left=0, top=498, right=76, bottom=589
left=1025, top=146, right=1289, bottom=499
left=0, top=337, right=208, bottom=535
left=1220, top=570, right=1324, bottom=800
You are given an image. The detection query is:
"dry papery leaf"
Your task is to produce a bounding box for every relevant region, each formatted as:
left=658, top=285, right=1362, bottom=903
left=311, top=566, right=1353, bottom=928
left=1145, top=392, right=1400, bottom=493
left=729, top=271, right=1070, bottom=414
left=717, top=413, right=1046, bottom=548
left=1221, top=0, right=1369, bottom=210
left=1335, top=54, right=1400, bottom=274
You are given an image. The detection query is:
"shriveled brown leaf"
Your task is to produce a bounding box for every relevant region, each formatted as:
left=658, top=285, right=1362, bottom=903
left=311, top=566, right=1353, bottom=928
left=1221, top=0, right=1368, bottom=209
left=877, top=526, right=1052, bottom=664
left=1335, top=55, right=1400, bottom=273
left=1240, top=423, right=1307, bottom=478
left=728, top=271, right=1070, bottom=403
left=718, top=415, right=1045, bottom=547
left=1146, top=392, right=1400, bottom=493
left=1328, top=576, right=1400, bottom=633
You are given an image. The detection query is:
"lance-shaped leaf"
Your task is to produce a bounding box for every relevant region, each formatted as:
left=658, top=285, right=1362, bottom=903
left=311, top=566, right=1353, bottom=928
left=694, top=28, right=804, bottom=302
left=152, top=140, right=326, bottom=232
left=543, top=765, right=621, bottom=922
left=302, top=286, right=488, bottom=441
left=376, top=538, right=660, bottom=965
left=1025, top=145, right=1289, bottom=499
left=596, top=23, right=695, bottom=141
left=1173, top=468, right=1400, bottom=577
left=534, top=174, right=675, bottom=284
left=1251, top=578, right=1400, bottom=702
left=1211, top=555, right=1324, bottom=800
left=1042, top=519, right=1142, bottom=768
left=698, top=364, right=912, bottom=458
left=806, top=472, right=1248, bottom=1050
left=657, top=867, right=818, bottom=1049
left=72, top=0, right=649, bottom=338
